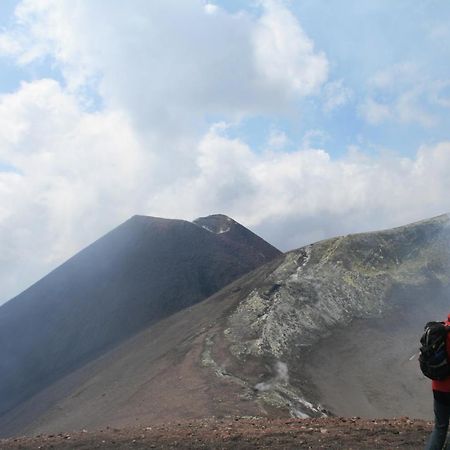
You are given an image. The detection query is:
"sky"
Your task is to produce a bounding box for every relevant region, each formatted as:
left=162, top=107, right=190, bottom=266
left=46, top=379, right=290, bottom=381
left=0, top=0, right=450, bottom=304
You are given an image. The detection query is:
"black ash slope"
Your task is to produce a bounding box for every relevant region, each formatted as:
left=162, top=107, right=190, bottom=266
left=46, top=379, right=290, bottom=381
left=0, top=214, right=281, bottom=421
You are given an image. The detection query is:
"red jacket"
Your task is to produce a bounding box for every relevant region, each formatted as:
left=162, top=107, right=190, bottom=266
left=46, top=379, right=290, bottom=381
left=432, top=313, right=450, bottom=392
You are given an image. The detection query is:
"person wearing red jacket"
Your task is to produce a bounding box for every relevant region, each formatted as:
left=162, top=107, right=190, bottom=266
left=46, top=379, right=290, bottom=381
left=425, top=313, right=450, bottom=450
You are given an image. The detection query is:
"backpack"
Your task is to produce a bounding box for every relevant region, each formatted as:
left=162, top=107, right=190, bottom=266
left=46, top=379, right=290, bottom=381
left=419, top=321, right=450, bottom=380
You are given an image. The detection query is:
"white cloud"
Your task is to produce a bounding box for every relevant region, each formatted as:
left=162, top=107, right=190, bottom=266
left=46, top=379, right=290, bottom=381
left=0, top=33, right=21, bottom=55
left=253, top=0, right=328, bottom=98
left=0, top=0, right=449, bottom=305
left=267, top=128, right=289, bottom=150
left=369, top=63, right=418, bottom=90
left=0, top=79, right=150, bottom=301
left=0, top=0, right=333, bottom=302
left=360, top=97, right=393, bottom=125
left=322, top=79, right=352, bottom=112
left=204, top=3, right=219, bottom=15
left=1, top=0, right=329, bottom=128
left=396, top=89, right=437, bottom=127
left=432, top=80, right=450, bottom=108
left=361, top=90, right=438, bottom=128
left=360, top=63, right=447, bottom=128
left=1, top=80, right=450, bottom=302
left=148, top=124, right=450, bottom=250
left=301, top=129, right=329, bottom=149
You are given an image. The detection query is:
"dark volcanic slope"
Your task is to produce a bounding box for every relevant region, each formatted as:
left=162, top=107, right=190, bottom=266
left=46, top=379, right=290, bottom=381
left=2, top=214, right=449, bottom=437
left=0, top=214, right=281, bottom=423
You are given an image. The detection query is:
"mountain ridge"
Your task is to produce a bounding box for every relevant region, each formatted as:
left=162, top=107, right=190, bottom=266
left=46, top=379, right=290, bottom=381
left=1, top=213, right=449, bottom=437
left=0, top=214, right=281, bottom=425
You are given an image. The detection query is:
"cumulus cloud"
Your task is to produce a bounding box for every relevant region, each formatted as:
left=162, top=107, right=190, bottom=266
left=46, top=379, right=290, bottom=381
left=0, top=0, right=333, bottom=301
left=1, top=0, right=329, bottom=128
left=150, top=125, right=450, bottom=250
left=252, top=0, right=328, bottom=98
left=1, top=80, right=450, bottom=301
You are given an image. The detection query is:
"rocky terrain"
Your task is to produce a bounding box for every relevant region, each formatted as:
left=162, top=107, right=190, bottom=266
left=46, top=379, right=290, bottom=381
left=223, top=213, right=450, bottom=419
left=1, top=213, right=449, bottom=439
left=0, top=417, right=434, bottom=449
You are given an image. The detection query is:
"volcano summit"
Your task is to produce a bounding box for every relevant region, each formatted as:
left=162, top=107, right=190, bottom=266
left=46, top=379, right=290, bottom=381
left=0, top=214, right=281, bottom=433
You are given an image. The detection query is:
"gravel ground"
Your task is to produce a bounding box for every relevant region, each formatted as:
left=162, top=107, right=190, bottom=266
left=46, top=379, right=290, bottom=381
left=0, top=416, right=434, bottom=449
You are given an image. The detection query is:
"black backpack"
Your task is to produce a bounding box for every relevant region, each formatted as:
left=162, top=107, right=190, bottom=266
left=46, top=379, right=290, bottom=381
left=419, top=321, right=450, bottom=380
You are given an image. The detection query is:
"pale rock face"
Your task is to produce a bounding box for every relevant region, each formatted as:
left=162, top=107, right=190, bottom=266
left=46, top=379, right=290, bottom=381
left=199, top=223, right=231, bottom=234
left=221, top=214, right=450, bottom=418
left=227, top=214, right=450, bottom=359
left=193, top=214, right=233, bottom=234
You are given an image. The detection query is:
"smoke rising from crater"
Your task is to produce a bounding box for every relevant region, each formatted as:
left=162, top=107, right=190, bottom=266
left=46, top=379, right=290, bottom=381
left=254, top=361, right=289, bottom=392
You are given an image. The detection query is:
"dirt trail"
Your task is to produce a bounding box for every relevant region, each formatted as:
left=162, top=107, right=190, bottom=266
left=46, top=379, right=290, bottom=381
left=0, top=417, right=433, bottom=449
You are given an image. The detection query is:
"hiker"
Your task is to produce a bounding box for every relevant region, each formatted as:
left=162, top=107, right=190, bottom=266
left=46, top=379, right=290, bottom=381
left=424, top=314, right=450, bottom=450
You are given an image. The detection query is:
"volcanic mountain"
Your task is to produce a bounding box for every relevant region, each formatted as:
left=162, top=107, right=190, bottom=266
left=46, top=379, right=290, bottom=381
left=0, top=214, right=281, bottom=428
left=1, top=214, right=450, bottom=438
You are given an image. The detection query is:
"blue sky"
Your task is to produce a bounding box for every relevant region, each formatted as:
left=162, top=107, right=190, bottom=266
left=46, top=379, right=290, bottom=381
left=0, top=0, right=449, bottom=303
left=212, top=0, right=450, bottom=157
left=2, top=0, right=449, bottom=157
left=0, top=1, right=22, bottom=93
